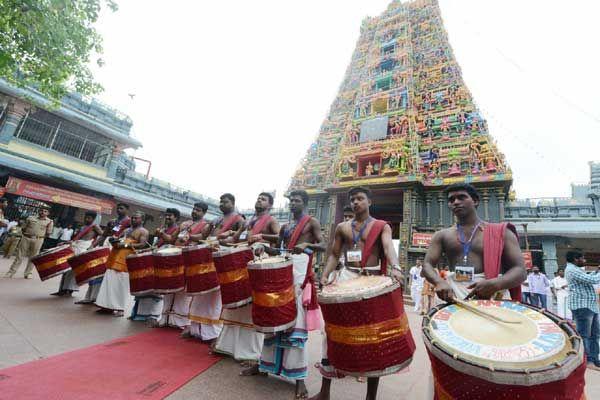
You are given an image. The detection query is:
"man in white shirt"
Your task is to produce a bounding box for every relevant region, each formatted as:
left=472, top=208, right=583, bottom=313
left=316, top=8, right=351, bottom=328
left=527, top=266, right=550, bottom=309
left=521, top=269, right=532, bottom=304
left=551, top=268, right=571, bottom=319
left=409, top=258, right=424, bottom=313
left=58, top=224, right=74, bottom=244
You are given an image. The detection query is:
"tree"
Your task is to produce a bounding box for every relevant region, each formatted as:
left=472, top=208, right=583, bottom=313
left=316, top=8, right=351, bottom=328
left=0, top=0, right=117, bottom=100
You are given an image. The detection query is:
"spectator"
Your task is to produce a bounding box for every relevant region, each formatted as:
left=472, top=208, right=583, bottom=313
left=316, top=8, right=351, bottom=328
left=521, top=269, right=532, bottom=304
left=2, top=219, right=23, bottom=258
left=551, top=269, right=571, bottom=320
left=565, top=251, right=600, bottom=371
left=527, top=266, right=550, bottom=309
left=421, top=268, right=438, bottom=315
left=58, top=223, right=74, bottom=245
left=409, top=258, right=424, bottom=313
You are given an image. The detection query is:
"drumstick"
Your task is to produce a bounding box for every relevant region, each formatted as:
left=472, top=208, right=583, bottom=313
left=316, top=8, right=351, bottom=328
left=453, top=298, right=521, bottom=324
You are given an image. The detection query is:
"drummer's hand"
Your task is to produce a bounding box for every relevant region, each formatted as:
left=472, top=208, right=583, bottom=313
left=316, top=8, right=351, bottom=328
left=320, top=272, right=333, bottom=287
left=217, top=231, right=232, bottom=240
left=390, top=269, right=404, bottom=286
left=292, top=243, right=308, bottom=254
left=434, top=280, right=454, bottom=302
left=248, top=234, right=262, bottom=244
left=465, top=279, right=500, bottom=300
left=253, top=245, right=265, bottom=257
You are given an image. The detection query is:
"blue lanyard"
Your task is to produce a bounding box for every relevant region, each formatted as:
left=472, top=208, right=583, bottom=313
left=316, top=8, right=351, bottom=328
left=351, top=217, right=372, bottom=248
left=457, top=221, right=482, bottom=263
left=282, top=214, right=305, bottom=249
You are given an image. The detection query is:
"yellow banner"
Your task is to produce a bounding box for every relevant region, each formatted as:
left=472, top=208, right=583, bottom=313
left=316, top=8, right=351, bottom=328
left=253, top=286, right=295, bottom=308
left=325, top=314, right=409, bottom=345
left=218, top=268, right=249, bottom=284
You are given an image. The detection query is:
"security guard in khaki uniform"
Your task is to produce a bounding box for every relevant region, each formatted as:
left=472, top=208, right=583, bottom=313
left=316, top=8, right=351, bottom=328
left=5, top=204, right=53, bottom=279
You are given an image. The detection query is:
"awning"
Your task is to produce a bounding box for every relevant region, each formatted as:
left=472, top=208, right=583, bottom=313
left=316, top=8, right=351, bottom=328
left=4, top=176, right=115, bottom=214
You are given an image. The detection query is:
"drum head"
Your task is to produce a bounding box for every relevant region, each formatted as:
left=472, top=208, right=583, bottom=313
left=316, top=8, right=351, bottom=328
left=427, top=300, right=569, bottom=370
left=319, top=275, right=397, bottom=303
left=156, top=247, right=182, bottom=256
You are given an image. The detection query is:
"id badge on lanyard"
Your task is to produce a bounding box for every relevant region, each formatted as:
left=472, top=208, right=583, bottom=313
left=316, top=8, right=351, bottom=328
left=456, top=221, right=482, bottom=283
left=347, top=247, right=362, bottom=263
left=240, top=230, right=248, bottom=241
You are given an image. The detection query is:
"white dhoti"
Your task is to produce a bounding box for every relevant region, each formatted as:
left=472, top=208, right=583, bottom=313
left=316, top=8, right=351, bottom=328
left=159, top=292, right=191, bottom=328
left=259, top=253, right=309, bottom=380
left=83, top=277, right=102, bottom=302
left=58, top=240, right=93, bottom=292
left=447, top=272, right=510, bottom=300
left=215, top=304, right=264, bottom=361
left=188, top=289, right=223, bottom=340
left=556, top=292, right=572, bottom=320
left=95, top=269, right=130, bottom=311
left=411, top=285, right=423, bottom=312
left=131, top=295, right=163, bottom=321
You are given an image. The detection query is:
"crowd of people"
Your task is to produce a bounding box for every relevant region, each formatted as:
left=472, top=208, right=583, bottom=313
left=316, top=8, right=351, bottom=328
left=0, top=182, right=598, bottom=399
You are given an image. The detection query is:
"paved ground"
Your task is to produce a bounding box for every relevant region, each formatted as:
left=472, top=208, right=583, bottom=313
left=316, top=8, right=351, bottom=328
left=1, top=257, right=598, bottom=399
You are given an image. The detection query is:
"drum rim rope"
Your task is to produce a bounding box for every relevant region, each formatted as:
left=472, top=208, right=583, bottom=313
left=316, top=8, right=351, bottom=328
left=213, top=246, right=252, bottom=257
left=318, top=280, right=400, bottom=304
left=247, top=257, right=291, bottom=270
left=422, top=301, right=585, bottom=386
left=182, top=244, right=211, bottom=252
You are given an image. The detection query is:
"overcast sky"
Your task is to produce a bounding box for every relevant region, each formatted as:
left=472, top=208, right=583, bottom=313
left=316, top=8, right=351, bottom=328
left=91, top=0, right=600, bottom=208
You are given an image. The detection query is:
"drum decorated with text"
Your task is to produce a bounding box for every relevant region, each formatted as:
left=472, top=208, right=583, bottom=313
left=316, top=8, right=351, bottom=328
left=183, top=244, right=220, bottom=295
left=423, top=300, right=586, bottom=400
left=126, top=251, right=155, bottom=296
left=319, top=276, right=415, bottom=377
left=248, top=256, right=297, bottom=333
left=31, top=245, right=74, bottom=281
left=154, top=247, right=185, bottom=294
left=213, top=247, right=254, bottom=308
left=68, top=247, right=110, bottom=286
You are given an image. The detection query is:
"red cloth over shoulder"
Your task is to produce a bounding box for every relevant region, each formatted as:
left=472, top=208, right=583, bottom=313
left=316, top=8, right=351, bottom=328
left=361, top=219, right=389, bottom=276
left=483, top=222, right=521, bottom=301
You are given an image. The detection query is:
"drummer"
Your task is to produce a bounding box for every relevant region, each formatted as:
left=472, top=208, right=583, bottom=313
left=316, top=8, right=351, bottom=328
left=177, top=201, right=221, bottom=341
left=4, top=203, right=53, bottom=279
left=421, top=183, right=526, bottom=302
left=244, top=190, right=325, bottom=400
left=312, top=186, right=403, bottom=400
left=211, top=193, right=244, bottom=243
left=95, top=211, right=148, bottom=317
left=52, top=211, right=103, bottom=297
left=78, top=203, right=131, bottom=305
left=217, top=192, right=280, bottom=367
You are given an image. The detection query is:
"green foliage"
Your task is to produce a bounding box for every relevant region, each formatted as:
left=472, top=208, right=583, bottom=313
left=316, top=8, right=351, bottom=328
left=0, top=0, right=117, bottom=100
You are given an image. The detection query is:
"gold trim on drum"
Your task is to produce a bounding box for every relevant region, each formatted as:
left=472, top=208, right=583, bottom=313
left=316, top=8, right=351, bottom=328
left=218, top=268, right=249, bottom=284
left=36, top=255, right=72, bottom=271
left=155, top=266, right=185, bottom=278
left=326, top=314, right=410, bottom=345
left=186, top=263, right=216, bottom=275
left=252, top=286, right=295, bottom=308
left=129, top=269, right=154, bottom=280
left=72, top=257, right=108, bottom=274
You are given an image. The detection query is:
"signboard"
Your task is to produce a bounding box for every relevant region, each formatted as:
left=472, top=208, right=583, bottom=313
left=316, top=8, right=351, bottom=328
left=412, top=232, right=433, bottom=248
left=522, top=251, right=533, bottom=269
left=5, top=177, right=115, bottom=214
left=359, top=116, right=389, bottom=143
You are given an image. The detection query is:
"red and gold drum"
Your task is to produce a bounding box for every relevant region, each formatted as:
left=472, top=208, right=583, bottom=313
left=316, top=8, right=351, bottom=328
left=247, top=256, right=297, bottom=333
left=183, top=244, right=220, bottom=295
left=213, top=247, right=253, bottom=308
left=154, top=247, right=185, bottom=294
left=423, top=300, right=586, bottom=400
left=126, top=251, right=155, bottom=296
left=319, top=275, right=415, bottom=377
left=31, top=245, right=75, bottom=281
left=68, top=247, right=110, bottom=286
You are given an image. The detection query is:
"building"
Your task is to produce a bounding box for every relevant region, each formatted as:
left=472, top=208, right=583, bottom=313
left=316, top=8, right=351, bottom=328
left=288, top=0, right=511, bottom=267
left=506, top=161, right=600, bottom=276
left=0, top=78, right=219, bottom=229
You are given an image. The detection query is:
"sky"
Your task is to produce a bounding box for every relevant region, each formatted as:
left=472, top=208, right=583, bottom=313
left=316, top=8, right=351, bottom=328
left=91, top=0, right=600, bottom=208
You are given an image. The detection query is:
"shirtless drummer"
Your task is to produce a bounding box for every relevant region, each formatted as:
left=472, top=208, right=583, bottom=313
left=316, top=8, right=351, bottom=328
left=312, top=186, right=404, bottom=400
left=421, top=183, right=526, bottom=302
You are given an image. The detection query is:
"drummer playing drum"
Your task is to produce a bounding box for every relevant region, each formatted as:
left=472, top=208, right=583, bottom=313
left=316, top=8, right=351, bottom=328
left=421, top=183, right=526, bottom=302
left=312, top=186, right=404, bottom=400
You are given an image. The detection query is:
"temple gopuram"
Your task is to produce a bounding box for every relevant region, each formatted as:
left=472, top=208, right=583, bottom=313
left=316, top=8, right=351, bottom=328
left=289, top=0, right=511, bottom=268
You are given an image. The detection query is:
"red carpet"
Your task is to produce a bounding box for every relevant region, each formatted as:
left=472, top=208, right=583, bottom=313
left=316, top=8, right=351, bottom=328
left=0, top=329, right=221, bottom=400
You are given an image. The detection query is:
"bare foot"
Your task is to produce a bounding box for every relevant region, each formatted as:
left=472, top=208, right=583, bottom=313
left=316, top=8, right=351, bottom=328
left=180, top=330, right=193, bottom=338
left=240, top=364, right=263, bottom=376
left=96, top=308, right=113, bottom=314
left=295, top=380, right=308, bottom=400
left=50, top=291, right=64, bottom=296
left=146, top=318, right=160, bottom=328
left=113, top=310, right=124, bottom=317
left=356, top=376, right=365, bottom=383
left=307, top=394, right=328, bottom=400
left=74, top=300, right=93, bottom=305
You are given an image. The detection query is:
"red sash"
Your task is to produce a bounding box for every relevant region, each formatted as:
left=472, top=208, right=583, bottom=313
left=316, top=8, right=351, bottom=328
left=249, top=214, right=272, bottom=235
left=114, top=217, right=131, bottom=237
left=189, top=219, right=208, bottom=235
left=157, top=224, right=178, bottom=248
left=216, top=213, right=243, bottom=235
left=287, top=215, right=318, bottom=312
left=483, top=222, right=521, bottom=301
left=73, top=224, right=96, bottom=241
left=361, top=219, right=389, bottom=275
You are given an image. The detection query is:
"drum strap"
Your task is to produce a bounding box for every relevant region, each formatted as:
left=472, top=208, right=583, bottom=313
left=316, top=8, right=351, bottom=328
left=189, top=220, right=207, bottom=235
left=216, top=213, right=243, bottom=235
left=157, top=224, right=179, bottom=248
left=483, top=222, right=521, bottom=301
left=249, top=214, right=272, bottom=235
left=73, top=224, right=96, bottom=241
left=361, top=219, right=388, bottom=275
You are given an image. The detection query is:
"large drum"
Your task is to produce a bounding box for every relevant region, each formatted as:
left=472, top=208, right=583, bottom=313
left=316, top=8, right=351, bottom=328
left=423, top=300, right=586, bottom=400
left=213, top=247, right=254, bottom=308
left=248, top=256, right=297, bottom=333
left=126, top=251, right=155, bottom=296
left=183, top=244, right=220, bottom=295
left=68, top=247, right=110, bottom=286
left=319, top=275, right=415, bottom=377
left=154, top=247, right=185, bottom=294
left=31, top=245, right=74, bottom=281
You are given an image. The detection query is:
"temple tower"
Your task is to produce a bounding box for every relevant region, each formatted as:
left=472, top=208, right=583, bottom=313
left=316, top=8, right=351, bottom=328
left=289, top=0, right=511, bottom=267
